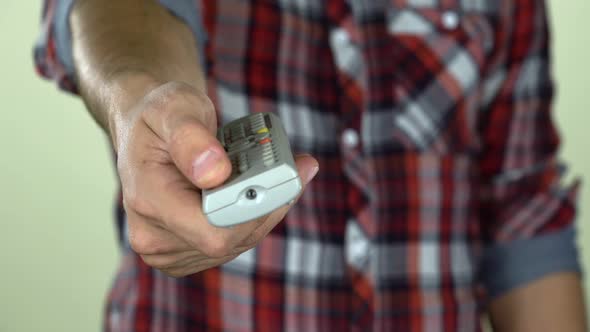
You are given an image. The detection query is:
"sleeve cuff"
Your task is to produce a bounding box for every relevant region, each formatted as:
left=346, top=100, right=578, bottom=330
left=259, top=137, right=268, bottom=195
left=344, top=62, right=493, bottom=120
left=53, top=0, right=75, bottom=77
left=156, top=0, right=207, bottom=61
left=479, top=225, right=581, bottom=299
left=53, top=0, right=207, bottom=78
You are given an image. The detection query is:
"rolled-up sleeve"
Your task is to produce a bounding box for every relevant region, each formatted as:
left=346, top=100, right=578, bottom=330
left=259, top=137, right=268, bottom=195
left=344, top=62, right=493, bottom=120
left=477, top=0, right=581, bottom=299
left=34, top=0, right=207, bottom=94
left=479, top=226, right=581, bottom=298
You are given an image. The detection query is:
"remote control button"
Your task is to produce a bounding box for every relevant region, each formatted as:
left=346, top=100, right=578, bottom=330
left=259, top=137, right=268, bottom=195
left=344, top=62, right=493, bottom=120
left=256, top=132, right=270, bottom=141
left=261, top=142, right=276, bottom=167
left=239, top=162, right=249, bottom=173
left=263, top=150, right=276, bottom=166
left=230, top=157, right=239, bottom=175
left=256, top=127, right=269, bottom=134
left=227, top=142, right=244, bottom=152
left=250, top=114, right=265, bottom=132
left=224, top=130, right=232, bottom=144
left=259, top=137, right=272, bottom=145
left=238, top=153, right=249, bottom=173
left=227, top=138, right=256, bottom=153
left=230, top=124, right=246, bottom=140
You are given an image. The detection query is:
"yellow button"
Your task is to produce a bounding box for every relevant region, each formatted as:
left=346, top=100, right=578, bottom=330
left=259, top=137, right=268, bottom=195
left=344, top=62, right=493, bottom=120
left=256, top=128, right=269, bottom=134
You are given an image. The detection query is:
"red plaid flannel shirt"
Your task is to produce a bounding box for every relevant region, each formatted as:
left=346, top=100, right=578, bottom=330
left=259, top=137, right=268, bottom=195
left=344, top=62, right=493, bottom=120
left=35, top=0, right=580, bottom=331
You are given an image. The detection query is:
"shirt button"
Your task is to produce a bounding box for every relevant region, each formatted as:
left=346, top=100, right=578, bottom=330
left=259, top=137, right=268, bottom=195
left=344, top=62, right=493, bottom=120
left=442, top=10, right=460, bottom=30
left=342, top=128, right=359, bottom=148
left=110, top=310, right=121, bottom=328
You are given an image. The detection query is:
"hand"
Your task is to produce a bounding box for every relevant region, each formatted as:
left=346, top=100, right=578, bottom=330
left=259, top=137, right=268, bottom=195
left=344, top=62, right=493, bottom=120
left=111, top=81, right=319, bottom=277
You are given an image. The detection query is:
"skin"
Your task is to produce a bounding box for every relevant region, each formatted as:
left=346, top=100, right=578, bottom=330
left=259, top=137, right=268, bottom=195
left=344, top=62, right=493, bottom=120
left=488, top=272, right=587, bottom=332
left=69, top=0, right=587, bottom=329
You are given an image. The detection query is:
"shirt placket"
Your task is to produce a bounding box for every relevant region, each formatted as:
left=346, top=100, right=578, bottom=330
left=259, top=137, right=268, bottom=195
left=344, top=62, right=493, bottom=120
left=327, top=1, right=375, bottom=327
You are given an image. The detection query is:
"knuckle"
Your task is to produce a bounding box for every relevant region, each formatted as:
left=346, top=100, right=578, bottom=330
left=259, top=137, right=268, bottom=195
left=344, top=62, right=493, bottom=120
left=196, top=96, right=217, bottom=129
left=160, top=81, right=196, bottom=99
left=143, top=82, right=195, bottom=116
left=141, top=87, right=186, bottom=125
left=127, top=225, right=165, bottom=256
left=169, top=121, right=199, bottom=148
left=142, top=82, right=217, bottom=133
left=128, top=231, right=154, bottom=255
left=123, top=192, right=155, bottom=217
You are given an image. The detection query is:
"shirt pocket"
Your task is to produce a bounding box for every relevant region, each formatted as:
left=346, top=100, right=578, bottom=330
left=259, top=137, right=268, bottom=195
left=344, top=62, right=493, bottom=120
left=363, top=1, right=499, bottom=154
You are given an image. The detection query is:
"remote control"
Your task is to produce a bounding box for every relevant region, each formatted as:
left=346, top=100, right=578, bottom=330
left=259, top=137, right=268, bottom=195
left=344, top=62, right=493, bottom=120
left=202, top=112, right=302, bottom=227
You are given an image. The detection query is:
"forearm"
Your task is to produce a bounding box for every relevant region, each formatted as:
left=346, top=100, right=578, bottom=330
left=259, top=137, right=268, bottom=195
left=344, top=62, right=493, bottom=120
left=70, top=0, right=204, bottom=134
left=488, top=272, right=587, bottom=331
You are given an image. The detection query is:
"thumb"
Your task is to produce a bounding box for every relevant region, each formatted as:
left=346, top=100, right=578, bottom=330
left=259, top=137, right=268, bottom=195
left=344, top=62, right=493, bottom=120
left=141, top=84, right=231, bottom=189
left=166, top=117, right=231, bottom=189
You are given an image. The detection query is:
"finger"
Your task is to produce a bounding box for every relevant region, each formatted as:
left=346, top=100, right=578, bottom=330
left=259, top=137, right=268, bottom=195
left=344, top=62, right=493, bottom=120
left=163, top=253, right=241, bottom=278
left=126, top=209, right=193, bottom=255
left=141, top=82, right=232, bottom=189
left=293, top=153, right=320, bottom=186
left=134, top=162, right=271, bottom=258
left=140, top=250, right=199, bottom=270
left=141, top=249, right=237, bottom=272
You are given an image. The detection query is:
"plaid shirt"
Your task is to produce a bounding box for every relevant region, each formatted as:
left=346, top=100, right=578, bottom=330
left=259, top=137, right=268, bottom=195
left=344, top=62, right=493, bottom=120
left=35, top=0, right=581, bottom=331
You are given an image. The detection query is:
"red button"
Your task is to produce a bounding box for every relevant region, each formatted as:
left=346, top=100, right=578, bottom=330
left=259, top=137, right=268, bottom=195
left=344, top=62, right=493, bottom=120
left=259, top=138, right=272, bottom=145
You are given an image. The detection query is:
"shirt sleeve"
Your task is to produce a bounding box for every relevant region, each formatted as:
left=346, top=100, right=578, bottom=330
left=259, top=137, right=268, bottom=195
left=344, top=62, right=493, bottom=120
left=477, top=0, right=581, bottom=299
left=33, top=0, right=207, bottom=94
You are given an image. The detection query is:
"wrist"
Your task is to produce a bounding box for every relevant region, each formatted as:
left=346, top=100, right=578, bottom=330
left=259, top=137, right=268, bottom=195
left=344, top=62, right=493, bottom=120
left=103, top=70, right=162, bottom=151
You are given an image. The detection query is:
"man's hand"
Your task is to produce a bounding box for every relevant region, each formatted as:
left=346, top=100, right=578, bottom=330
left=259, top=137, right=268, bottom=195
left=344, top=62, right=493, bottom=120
left=69, top=1, right=318, bottom=277
left=113, top=81, right=318, bottom=277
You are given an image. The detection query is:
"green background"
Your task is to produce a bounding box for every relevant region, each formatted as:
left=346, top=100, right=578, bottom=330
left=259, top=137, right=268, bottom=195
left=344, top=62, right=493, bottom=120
left=0, top=2, right=588, bottom=331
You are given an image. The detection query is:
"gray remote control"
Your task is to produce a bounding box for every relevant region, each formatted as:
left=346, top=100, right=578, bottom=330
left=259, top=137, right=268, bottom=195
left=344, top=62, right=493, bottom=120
left=202, top=112, right=302, bottom=227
